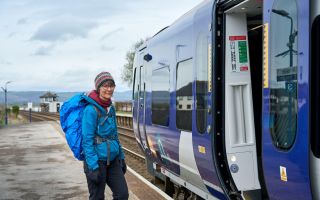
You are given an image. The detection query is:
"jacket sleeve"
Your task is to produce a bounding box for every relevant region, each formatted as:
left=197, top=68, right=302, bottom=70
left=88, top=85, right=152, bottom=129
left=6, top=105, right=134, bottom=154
left=82, top=105, right=99, bottom=170
left=113, top=107, right=125, bottom=160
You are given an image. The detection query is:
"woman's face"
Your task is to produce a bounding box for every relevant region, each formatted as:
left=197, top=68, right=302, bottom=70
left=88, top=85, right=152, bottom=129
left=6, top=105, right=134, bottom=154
left=99, top=81, right=115, bottom=100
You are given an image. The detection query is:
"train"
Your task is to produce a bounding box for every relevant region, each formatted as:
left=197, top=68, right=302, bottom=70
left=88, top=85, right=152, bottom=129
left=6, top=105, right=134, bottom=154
left=132, top=0, right=320, bottom=199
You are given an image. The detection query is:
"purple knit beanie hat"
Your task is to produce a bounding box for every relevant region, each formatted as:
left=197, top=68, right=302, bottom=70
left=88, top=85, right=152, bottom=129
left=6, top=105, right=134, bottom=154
left=94, top=72, right=115, bottom=90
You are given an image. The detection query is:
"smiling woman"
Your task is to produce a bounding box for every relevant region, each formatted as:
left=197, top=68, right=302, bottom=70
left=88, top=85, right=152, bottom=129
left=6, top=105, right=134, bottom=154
left=80, top=71, right=129, bottom=200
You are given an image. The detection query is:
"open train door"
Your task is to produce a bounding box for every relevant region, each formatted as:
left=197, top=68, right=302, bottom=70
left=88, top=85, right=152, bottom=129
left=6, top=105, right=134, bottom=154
left=262, top=0, right=313, bottom=199
left=219, top=0, right=263, bottom=198
left=310, top=1, right=320, bottom=199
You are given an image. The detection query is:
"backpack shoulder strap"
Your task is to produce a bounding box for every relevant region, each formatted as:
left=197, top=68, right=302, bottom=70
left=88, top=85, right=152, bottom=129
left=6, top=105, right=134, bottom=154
left=92, top=105, right=101, bottom=127
left=92, top=105, right=101, bottom=118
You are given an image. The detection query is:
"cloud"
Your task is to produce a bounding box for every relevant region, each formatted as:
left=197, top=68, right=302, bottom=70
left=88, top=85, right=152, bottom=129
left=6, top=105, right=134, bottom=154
left=33, top=44, right=55, bottom=56
left=100, top=27, right=124, bottom=41
left=101, top=45, right=115, bottom=52
left=8, top=32, right=16, bottom=38
left=59, top=68, right=99, bottom=83
left=17, top=18, right=27, bottom=25
left=53, top=68, right=98, bottom=91
left=30, top=16, right=99, bottom=42
left=0, top=60, right=12, bottom=65
left=0, top=0, right=200, bottom=92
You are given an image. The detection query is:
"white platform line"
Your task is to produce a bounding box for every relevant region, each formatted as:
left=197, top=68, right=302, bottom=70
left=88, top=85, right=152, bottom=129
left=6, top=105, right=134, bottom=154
left=127, top=166, right=173, bottom=200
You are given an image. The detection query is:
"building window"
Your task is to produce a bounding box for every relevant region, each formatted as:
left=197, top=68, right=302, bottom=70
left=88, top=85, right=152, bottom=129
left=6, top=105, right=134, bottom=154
left=176, top=59, right=193, bottom=131
left=269, top=0, right=298, bottom=150
left=152, top=66, right=170, bottom=126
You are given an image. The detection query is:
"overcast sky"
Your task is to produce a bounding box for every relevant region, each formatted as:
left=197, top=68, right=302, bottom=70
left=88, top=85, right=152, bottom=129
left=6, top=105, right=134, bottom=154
left=0, top=0, right=201, bottom=92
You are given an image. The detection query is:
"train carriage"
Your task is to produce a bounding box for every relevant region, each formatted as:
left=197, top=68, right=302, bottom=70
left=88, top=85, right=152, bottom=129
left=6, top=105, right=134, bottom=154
left=132, top=0, right=320, bottom=199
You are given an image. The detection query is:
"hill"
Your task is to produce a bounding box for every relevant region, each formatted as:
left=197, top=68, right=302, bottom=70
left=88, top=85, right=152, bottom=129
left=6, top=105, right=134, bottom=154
left=0, top=91, right=132, bottom=106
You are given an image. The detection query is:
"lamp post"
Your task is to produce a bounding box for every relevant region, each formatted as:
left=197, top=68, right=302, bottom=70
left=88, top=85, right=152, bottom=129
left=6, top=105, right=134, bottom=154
left=1, top=81, right=12, bottom=125
left=272, top=9, right=297, bottom=67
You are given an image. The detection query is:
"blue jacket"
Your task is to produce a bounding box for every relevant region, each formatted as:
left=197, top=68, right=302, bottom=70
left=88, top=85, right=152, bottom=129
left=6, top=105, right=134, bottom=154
left=81, top=95, right=124, bottom=170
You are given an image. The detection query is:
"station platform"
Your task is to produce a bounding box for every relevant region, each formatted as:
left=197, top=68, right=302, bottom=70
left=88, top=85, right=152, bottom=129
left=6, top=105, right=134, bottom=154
left=0, top=122, right=171, bottom=200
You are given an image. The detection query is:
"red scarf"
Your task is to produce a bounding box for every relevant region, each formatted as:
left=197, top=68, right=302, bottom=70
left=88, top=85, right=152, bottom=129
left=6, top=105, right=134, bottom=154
left=88, top=90, right=112, bottom=110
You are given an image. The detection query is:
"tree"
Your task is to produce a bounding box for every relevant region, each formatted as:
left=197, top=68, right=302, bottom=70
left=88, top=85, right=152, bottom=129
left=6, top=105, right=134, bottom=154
left=121, top=39, right=144, bottom=86
left=0, top=110, right=3, bottom=125
left=12, top=105, right=19, bottom=118
left=6, top=108, right=11, bottom=115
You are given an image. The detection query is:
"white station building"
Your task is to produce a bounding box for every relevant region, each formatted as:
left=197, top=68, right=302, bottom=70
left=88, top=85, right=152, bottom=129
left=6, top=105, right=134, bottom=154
left=40, top=92, right=63, bottom=113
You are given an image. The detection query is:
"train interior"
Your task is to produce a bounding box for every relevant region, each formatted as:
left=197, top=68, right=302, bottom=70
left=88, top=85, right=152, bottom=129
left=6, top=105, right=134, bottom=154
left=222, top=0, right=265, bottom=198
left=310, top=2, right=320, bottom=199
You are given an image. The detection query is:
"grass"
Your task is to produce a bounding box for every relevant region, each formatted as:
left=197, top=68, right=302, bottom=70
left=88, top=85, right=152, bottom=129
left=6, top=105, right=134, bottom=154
left=0, top=110, right=4, bottom=126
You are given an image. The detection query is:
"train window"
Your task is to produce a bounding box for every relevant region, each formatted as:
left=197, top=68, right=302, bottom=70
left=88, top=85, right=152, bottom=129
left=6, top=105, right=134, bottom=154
left=196, top=34, right=209, bottom=134
left=152, top=66, right=170, bottom=126
left=176, top=58, right=193, bottom=131
left=269, top=0, right=298, bottom=150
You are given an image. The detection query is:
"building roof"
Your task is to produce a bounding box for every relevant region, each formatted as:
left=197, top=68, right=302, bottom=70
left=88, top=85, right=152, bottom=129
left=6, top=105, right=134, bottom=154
left=40, top=92, right=58, bottom=98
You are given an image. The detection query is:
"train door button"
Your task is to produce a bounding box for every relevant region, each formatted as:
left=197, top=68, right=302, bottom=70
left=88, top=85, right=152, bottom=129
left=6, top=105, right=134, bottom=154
left=230, top=164, right=239, bottom=173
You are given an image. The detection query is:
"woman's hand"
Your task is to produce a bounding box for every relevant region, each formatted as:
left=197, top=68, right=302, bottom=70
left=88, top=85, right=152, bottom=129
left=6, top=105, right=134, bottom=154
left=88, top=168, right=101, bottom=183
left=121, top=159, right=127, bottom=174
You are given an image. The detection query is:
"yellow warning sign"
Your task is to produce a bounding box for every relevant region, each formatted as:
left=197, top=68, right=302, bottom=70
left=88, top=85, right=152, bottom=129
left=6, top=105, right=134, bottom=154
left=263, top=23, right=269, bottom=88
left=198, top=145, right=206, bottom=154
left=280, top=166, right=288, bottom=182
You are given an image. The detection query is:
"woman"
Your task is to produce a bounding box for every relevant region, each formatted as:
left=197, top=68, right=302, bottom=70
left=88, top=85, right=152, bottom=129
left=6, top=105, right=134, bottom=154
left=81, top=71, right=128, bottom=200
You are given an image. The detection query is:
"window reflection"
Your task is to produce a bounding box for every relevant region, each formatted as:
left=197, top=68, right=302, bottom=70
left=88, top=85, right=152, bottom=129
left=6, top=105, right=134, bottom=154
left=176, top=59, right=193, bottom=131
left=269, top=0, right=298, bottom=150
left=196, top=34, right=209, bottom=133
left=152, top=66, right=170, bottom=126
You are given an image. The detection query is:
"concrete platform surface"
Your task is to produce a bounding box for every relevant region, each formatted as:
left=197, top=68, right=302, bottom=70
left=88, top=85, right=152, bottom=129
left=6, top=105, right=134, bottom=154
left=0, top=122, right=141, bottom=200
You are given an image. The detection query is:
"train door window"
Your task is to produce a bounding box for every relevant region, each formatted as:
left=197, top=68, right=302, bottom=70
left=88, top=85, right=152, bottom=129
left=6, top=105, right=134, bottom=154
left=140, top=66, right=145, bottom=98
left=196, top=34, right=209, bottom=134
left=269, top=0, right=298, bottom=150
left=133, top=68, right=138, bottom=100
left=176, top=58, right=193, bottom=131
left=152, top=66, right=170, bottom=126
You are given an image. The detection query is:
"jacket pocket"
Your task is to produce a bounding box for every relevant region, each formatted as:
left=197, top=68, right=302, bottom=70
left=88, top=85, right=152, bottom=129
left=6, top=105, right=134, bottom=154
left=95, top=140, right=119, bottom=161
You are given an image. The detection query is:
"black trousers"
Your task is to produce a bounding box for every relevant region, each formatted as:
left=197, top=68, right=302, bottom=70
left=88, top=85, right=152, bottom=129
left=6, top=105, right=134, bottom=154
left=84, top=159, right=129, bottom=200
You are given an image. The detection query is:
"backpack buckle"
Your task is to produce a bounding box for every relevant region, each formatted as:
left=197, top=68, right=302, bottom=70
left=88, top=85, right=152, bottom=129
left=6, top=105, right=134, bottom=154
left=94, top=134, right=116, bottom=145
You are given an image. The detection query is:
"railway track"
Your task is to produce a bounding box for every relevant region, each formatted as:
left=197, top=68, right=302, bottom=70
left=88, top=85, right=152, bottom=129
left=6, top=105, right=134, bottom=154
left=117, top=127, right=154, bottom=181
left=20, top=110, right=59, bottom=122
left=19, top=110, right=154, bottom=180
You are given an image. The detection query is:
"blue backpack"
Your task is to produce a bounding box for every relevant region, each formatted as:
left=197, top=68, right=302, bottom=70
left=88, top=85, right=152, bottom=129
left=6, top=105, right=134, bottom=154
left=60, top=93, right=100, bottom=161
